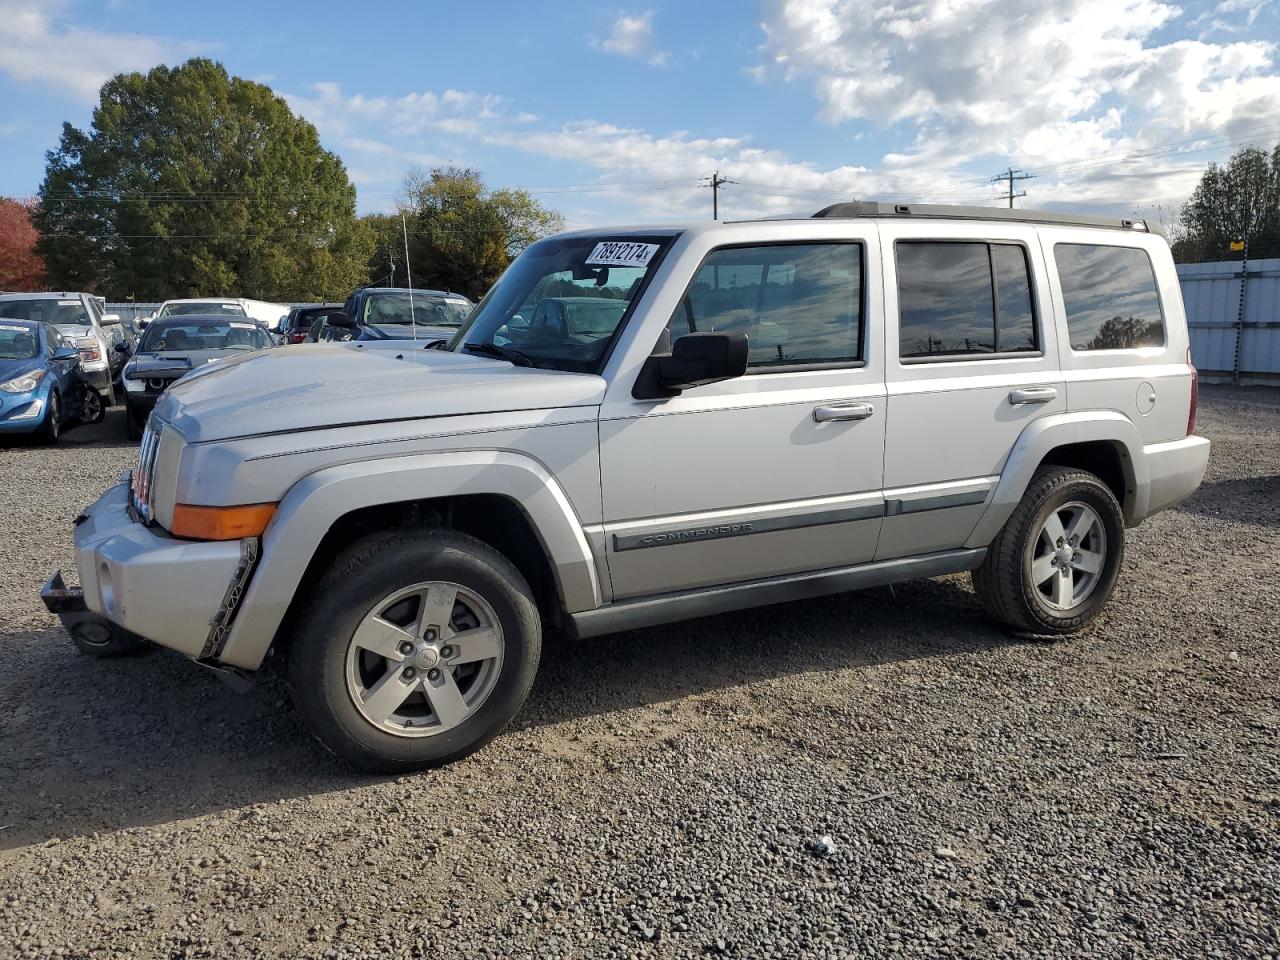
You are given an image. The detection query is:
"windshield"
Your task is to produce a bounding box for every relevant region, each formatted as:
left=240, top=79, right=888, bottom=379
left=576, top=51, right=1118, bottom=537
left=362, top=293, right=472, bottom=329
left=452, top=235, right=673, bottom=372
left=159, top=301, right=247, bottom=317
left=139, top=321, right=272, bottom=352
left=0, top=324, right=39, bottom=359
left=0, top=298, right=92, bottom=329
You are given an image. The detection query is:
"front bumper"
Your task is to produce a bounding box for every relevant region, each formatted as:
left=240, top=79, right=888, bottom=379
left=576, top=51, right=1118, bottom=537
left=0, top=385, right=48, bottom=434
left=49, top=480, right=246, bottom=659
left=124, top=391, right=160, bottom=421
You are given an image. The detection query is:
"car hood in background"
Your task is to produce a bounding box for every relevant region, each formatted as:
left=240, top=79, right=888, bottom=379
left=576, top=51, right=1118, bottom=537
left=0, top=356, right=41, bottom=384
left=154, top=343, right=606, bottom=442
left=125, top=349, right=250, bottom=379
left=54, top=324, right=96, bottom=342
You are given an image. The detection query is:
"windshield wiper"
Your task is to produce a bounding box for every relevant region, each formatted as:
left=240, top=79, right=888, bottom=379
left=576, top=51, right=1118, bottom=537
left=462, top=341, right=534, bottom=367
left=424, top=338, right=449, bottom=350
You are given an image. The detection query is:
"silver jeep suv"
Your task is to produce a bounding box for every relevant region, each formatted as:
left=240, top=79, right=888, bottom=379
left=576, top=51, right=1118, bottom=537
left=44, top=202, right=1210, bottom=771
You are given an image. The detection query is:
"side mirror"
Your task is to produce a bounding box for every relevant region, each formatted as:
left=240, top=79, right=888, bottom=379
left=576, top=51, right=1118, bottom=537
left=52, top=346, right=79, bottom=361
left=114, top=341, right=131, bottom=354
left=101, top=313, right=121, bottom=326
left=634, top=332, right=749, bottom=399
left=326, top=312, right=354, bottom=329
left=139, top=317, right=151, bottom=329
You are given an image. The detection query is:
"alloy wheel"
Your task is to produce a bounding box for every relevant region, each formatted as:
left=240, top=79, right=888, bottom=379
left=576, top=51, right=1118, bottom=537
left=1030, top=500, right=1107, bottom=611
left=344, top=581, right=504, bottom=738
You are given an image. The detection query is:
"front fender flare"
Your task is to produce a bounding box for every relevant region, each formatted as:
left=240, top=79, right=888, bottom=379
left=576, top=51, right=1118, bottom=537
left=216, top=449, right=601, bottom=670
left=964, top=411, right=1148, bottom=550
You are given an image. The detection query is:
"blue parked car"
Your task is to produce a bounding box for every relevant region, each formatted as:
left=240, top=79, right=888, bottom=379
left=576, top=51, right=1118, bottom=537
left=0, top=319, right=104, bottom=444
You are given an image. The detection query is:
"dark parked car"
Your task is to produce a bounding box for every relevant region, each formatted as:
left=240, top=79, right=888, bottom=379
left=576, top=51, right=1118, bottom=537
left=120, top=315, right=275, bottom=439
left=304, top=314, right=353, bottom=343
left=336, top=287, right=472, bottom=341
left=0, top=319, right=104, bottom=444
left=282, top=303, right=343, bottom=345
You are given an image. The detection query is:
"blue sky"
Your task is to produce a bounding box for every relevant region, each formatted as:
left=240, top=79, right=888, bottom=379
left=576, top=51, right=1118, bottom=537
left=2, top=0, right=1279, bottom=227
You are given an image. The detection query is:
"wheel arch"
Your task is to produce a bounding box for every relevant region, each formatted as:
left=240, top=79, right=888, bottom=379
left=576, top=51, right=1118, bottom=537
left=216, top=450, right=601, bottom=671
left=965, top=411, right=1150, bottom=549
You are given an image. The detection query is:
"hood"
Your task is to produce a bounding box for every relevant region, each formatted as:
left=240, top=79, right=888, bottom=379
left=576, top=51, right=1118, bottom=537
left=54, top=323, right=95, bottom=341
left=126, top=349, right=247, bottom=379
left=154, top=343, right=606, bottom=443
left=0, top=356, right=41, bottom=386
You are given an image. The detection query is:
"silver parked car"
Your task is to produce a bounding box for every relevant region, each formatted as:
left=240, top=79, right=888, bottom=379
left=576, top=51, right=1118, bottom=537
left=0, top=292, right=127, bottom=403
left=44, top=202, right=1210, bottom=772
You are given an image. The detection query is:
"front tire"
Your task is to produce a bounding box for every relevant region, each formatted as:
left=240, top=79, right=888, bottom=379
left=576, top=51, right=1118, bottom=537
left=78, top=387, right=105, bottom=424
left=287, top=528, right=542, bottom=773
left=972, top=466, right=1125, bottom=634
left=39, top=392, right=61, bottom=445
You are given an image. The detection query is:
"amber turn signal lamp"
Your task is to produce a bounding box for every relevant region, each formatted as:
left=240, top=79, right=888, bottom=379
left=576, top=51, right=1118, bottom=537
left=170, top=503, right=276, bottom=540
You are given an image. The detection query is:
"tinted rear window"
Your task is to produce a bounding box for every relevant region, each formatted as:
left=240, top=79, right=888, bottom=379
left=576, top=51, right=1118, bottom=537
left=1054, top=244, right=1165, bottom=350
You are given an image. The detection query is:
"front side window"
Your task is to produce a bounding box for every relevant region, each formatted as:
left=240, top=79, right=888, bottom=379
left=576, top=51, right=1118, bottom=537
left=1055, top=243, right=1165, bottom=351
left=0, top=298, right=92, bottom=330
left=897, top=242, right=1039, bottom=359
left=453, top=234, right=674, bottom=373
left=667, top=242, right=863, bottom=369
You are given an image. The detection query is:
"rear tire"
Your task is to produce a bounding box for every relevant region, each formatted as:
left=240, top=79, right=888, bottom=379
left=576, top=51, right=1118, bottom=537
left=972, top=466, right=1125, bottom=635
left=286, top=528, right=542, bottom=773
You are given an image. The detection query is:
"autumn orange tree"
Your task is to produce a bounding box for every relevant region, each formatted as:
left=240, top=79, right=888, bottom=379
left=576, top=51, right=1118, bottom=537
left=0, top=198, right=46, bottom=291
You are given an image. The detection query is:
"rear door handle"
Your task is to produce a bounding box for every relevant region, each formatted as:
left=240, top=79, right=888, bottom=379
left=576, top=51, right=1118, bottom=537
left=1009, top=386, right=1058, bottom=405
left=812, top=402, right=875, bottom=423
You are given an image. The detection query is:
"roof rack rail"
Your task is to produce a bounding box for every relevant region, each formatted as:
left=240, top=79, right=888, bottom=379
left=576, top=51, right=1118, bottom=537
left=812, top=201, right=1152, bottom=233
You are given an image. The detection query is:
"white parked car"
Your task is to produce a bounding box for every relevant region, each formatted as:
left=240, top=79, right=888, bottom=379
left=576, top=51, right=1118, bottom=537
left=146, top=297, right=289, bottom=334
left=44, top=202, right=1209, bottom=772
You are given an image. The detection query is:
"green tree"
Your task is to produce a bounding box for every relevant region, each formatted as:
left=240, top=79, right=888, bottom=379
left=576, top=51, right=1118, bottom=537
left=1175, top=145, right=1280, bottom=262
left=399, top=167, right=564, bottom=299
left=35, top=58, right=372, bottom=301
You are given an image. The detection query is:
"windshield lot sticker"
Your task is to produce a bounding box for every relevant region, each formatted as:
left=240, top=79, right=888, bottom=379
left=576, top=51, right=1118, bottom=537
left=230, top=322, right=255, bottom=329
left=59, top=300, right=80, bottom=306
left=0, top=323, right=27, bottom=332
left=586, top=241, right=659, bottom=267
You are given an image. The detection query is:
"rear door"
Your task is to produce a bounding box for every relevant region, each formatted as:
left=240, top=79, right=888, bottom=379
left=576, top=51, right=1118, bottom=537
left=877, top=221, right=1065, bottom=559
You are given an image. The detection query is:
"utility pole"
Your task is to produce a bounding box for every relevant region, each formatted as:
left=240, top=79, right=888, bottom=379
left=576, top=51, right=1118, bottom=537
left=701, top=170, right=736, bottom=220
left=385, top=245, right=397, bottom=288
left=991, top=167, right=1033, bottom=208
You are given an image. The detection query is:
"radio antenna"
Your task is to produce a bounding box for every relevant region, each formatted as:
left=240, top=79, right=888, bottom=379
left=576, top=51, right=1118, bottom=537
left=401, top=212, right=417, bottom=341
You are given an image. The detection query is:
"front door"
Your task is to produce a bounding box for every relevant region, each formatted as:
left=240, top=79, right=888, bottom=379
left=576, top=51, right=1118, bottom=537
left=599, top=234, right=887, bottom=600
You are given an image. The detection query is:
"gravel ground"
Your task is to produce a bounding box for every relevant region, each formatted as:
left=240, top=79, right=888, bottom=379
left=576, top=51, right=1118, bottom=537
left=1, top=386, right=1277, bottom=959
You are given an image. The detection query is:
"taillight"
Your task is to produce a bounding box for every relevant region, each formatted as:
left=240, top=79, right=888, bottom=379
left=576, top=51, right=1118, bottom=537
left=1186, top=346, right=1199, bottom=436
left=289, top=332, right=306, bottom=343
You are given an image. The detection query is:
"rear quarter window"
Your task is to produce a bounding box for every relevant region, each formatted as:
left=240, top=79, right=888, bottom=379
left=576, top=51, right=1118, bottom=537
left=1054, top=243, right=1165, bottom=351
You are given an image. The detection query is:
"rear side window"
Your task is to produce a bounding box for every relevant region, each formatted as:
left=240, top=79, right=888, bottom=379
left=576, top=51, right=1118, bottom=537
left=896, top=242, right=1038, bottom=359
left=668, top=242, right=863, bottom=369
left=1055, top=243, right=1165, bottom=350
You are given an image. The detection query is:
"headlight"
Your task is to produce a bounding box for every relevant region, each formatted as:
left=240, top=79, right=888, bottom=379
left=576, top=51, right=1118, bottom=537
left=0, top=369, right=44, bottom=393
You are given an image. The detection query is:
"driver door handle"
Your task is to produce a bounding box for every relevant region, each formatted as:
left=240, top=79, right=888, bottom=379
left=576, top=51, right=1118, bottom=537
left=813, top=402, right=875, bottom=423
left=1009, top=386, right=1058, bottom=405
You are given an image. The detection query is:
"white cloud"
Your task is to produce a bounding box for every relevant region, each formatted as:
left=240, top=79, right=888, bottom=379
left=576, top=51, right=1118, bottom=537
left=594, top=11, right=669, bottom=66
left=754, top=0, right=1280, bottom=210
left=0, top=0, right=206, bottom=102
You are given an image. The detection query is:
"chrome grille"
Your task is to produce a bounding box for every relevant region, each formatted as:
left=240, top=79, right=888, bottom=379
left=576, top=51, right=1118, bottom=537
left=131, top=419, right=162, bottom=523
